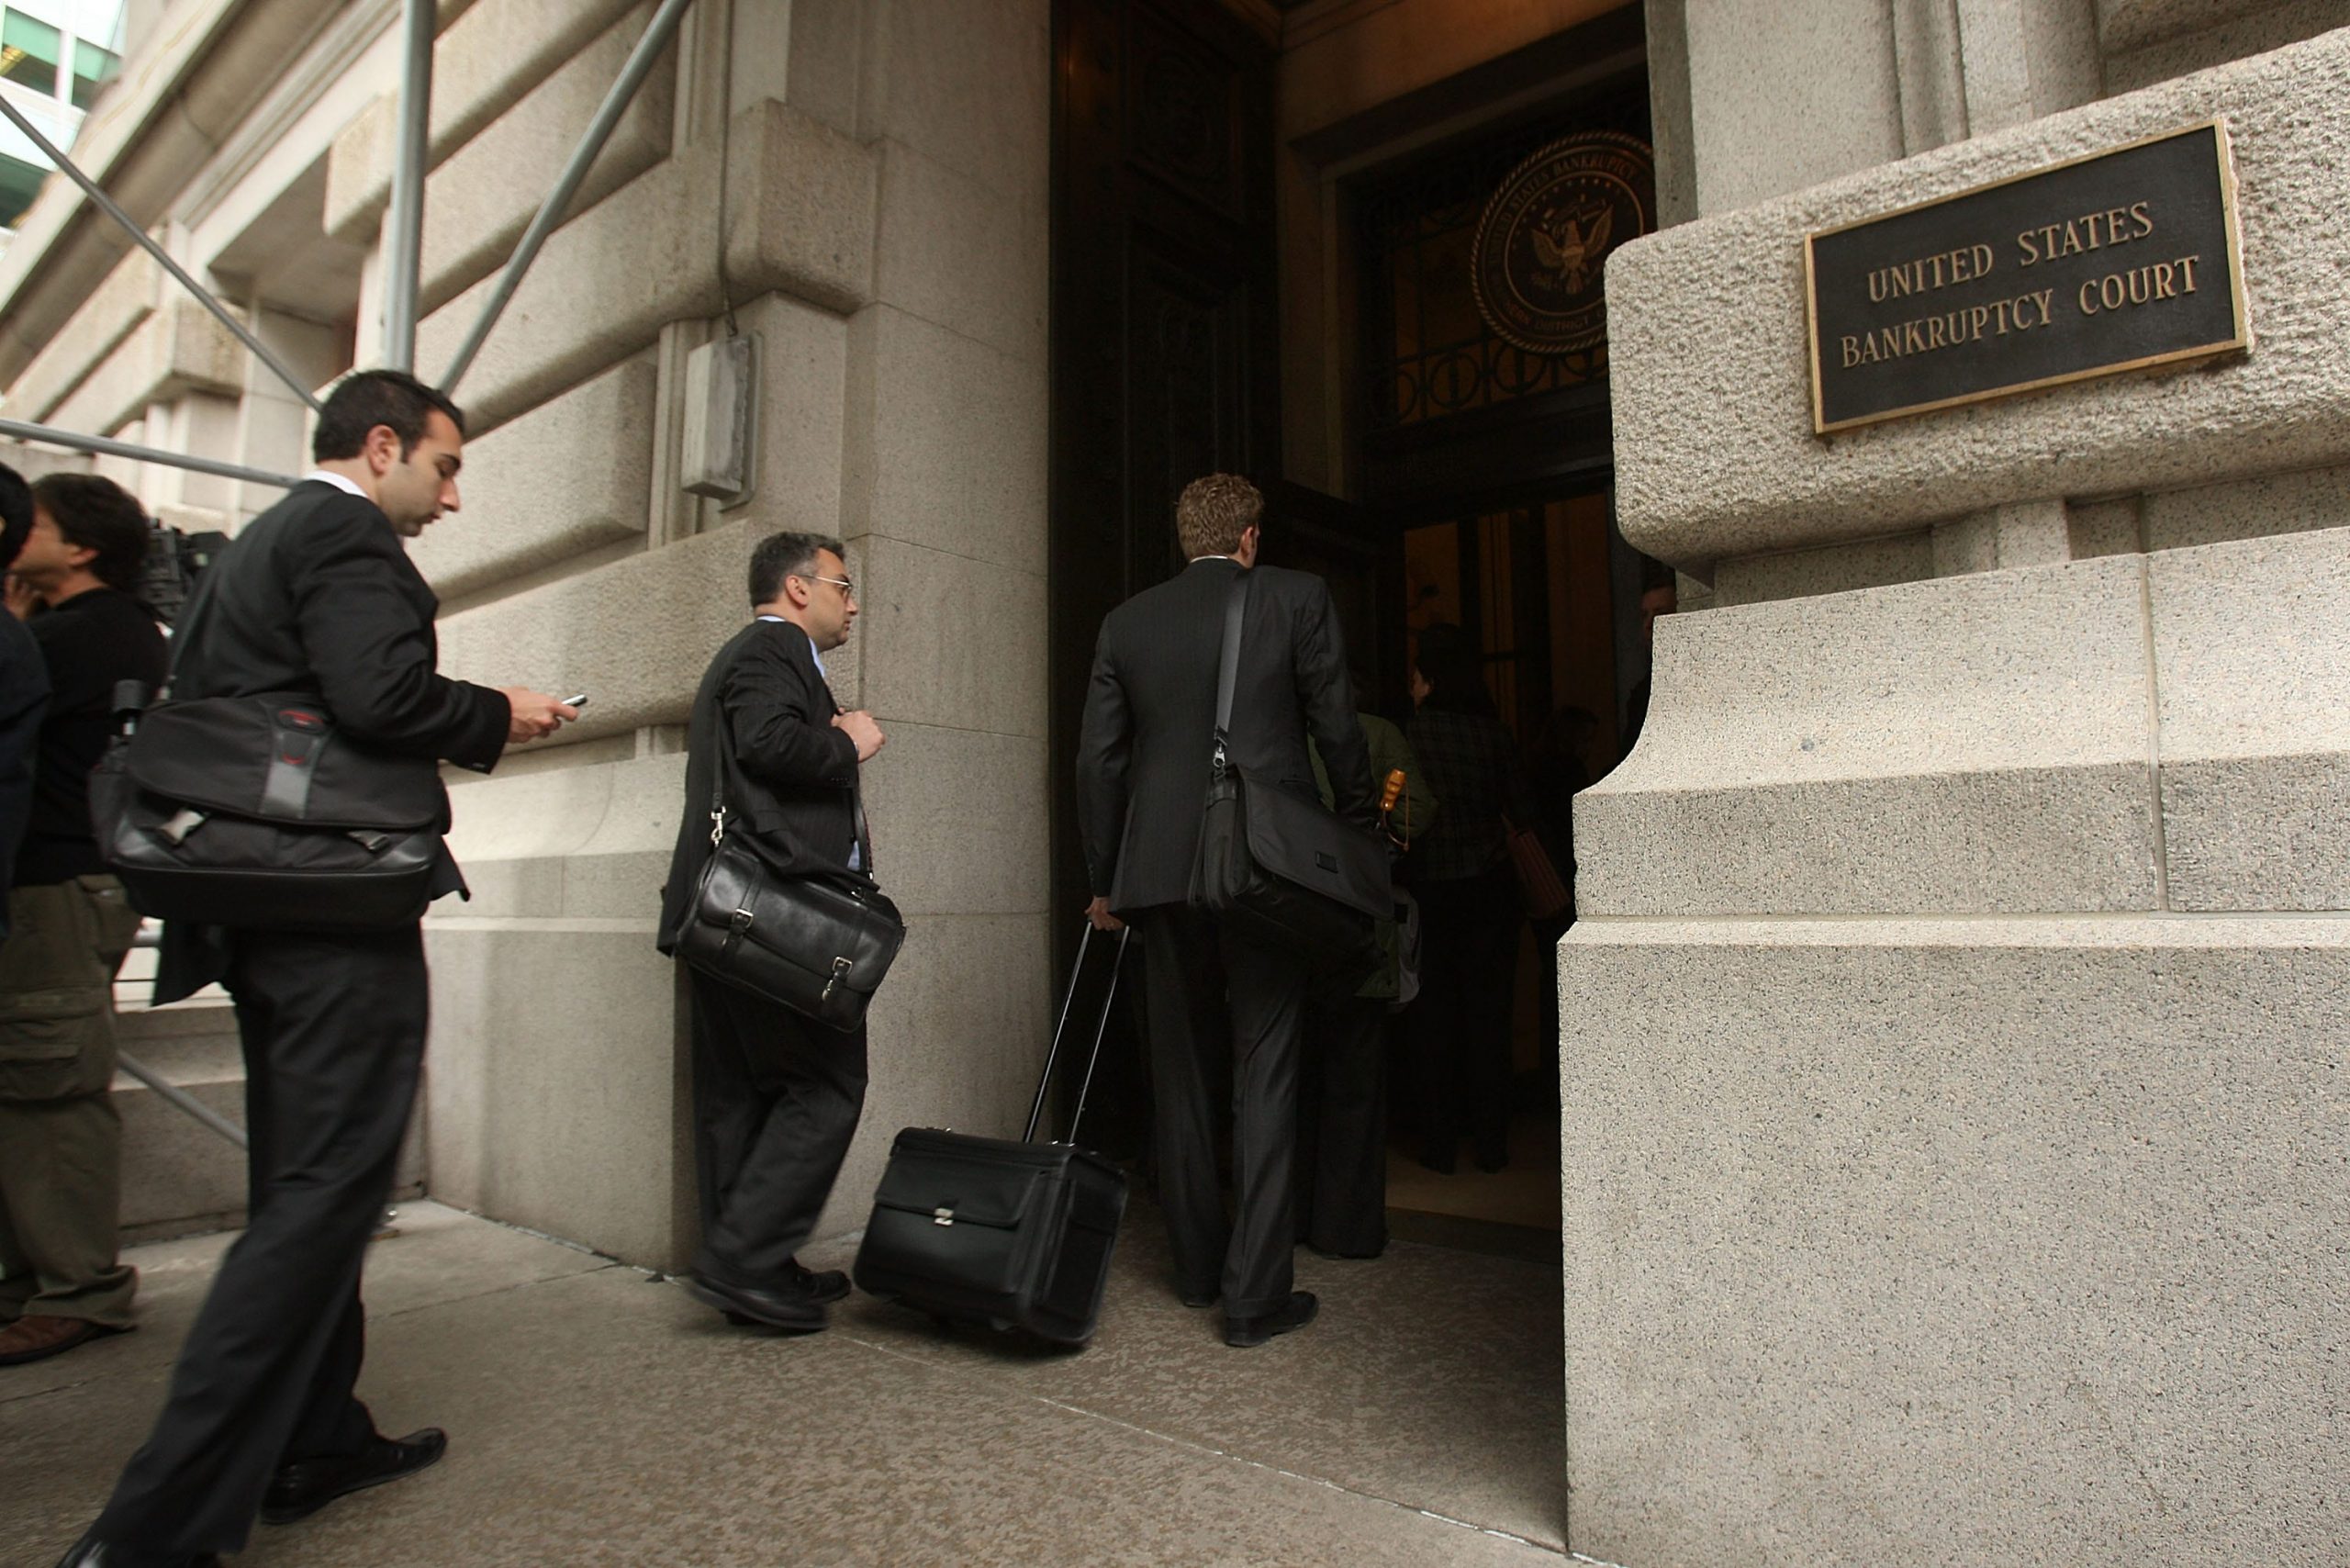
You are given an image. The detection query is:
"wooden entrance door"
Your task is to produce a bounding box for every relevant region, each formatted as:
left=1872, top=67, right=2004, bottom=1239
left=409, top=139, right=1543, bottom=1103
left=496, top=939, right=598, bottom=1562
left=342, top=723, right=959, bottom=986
left=1046, top=0, right=1281, bottom=1149
left=1049, top=0, right=1281, bottom=930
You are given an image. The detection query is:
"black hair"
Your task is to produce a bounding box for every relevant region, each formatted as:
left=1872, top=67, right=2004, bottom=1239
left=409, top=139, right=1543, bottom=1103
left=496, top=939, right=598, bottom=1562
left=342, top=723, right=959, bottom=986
left=30, top=472, right=150, bottom=590
left=0, top=462, right=28, bottom=572
left=311, top=369, right=466, bottom=463
left=748, top=531, right=848, bottom=608
left=1413, top=622, right=1497, bottom=717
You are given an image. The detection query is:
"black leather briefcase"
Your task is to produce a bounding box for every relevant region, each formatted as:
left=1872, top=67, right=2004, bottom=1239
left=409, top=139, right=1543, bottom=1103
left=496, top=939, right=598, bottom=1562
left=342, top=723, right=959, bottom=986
left=92, top=689, right=447, bottom=930
left=1188, top=574, right=1390, bottom=982
left=676, top=834, right=904, bottom=1033
left=672, top=710, right=905, bottom=1033
left=853, top=923, right=1132, bottom=1346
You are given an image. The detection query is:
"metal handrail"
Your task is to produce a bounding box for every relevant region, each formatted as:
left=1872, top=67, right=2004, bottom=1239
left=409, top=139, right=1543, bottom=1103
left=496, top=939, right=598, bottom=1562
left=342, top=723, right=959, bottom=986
left=440, top=0, right=697, bottom=393
left=0, top=95, right=323, bottom=412
left=114, top=1049, right=248, bottom=1148
left=116, top=926, right=244, bottom=1147
left=0, top=418, right=298, bottom=488
left=6, top=0, right=695, bottom=483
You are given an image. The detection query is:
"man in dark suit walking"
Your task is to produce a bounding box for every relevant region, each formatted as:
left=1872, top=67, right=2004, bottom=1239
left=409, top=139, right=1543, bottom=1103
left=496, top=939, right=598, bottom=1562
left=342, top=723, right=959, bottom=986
left=1076, top=474, right=1377, bottom=1348
left=58, top=370, right=575, bottom=1568
left=658, top=531, right=886, bottom=1334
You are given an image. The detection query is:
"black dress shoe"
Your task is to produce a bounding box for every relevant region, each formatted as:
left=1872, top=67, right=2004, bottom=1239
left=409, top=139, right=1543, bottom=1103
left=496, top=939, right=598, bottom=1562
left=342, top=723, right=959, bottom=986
left=261, top=1428, right=446, bottom=1525
left=686, top=1271, right=827, bottom=1332
left=788, top=1259, right=851, bottom=1305
left=54, top=1529, right=221, bottom=1565
left=1224, top=1290, right=1318, bottom=1348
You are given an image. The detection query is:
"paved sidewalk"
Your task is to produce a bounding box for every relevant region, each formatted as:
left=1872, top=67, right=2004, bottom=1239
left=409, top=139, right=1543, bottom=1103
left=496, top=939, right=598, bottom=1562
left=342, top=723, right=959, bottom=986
left=1, top=1201, right=1572, bottom=1567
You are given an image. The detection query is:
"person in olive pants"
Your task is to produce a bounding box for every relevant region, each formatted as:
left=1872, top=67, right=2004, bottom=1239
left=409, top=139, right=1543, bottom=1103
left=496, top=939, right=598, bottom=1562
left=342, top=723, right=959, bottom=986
left=1, top=472, right=166, bottom=1368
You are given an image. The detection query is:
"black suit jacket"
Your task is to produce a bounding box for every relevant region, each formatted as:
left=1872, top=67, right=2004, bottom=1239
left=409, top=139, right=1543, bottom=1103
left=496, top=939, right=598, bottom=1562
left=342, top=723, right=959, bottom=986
left=658, top=618, right=862, bottom=954
left=1076, top=558, right=1376, bottom=913
left=155, top=480, right=510, bottom=1000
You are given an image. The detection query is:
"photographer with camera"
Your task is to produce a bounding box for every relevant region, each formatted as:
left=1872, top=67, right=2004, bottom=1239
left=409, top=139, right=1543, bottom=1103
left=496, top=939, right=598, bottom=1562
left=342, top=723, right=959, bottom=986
left=0, top=472, right=166, bottom=1369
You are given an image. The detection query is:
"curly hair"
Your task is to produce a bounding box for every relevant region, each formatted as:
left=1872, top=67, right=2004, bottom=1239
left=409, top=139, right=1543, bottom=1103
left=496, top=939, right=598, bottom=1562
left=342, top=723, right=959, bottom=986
left=1174, top=473, right=1262, bottom=560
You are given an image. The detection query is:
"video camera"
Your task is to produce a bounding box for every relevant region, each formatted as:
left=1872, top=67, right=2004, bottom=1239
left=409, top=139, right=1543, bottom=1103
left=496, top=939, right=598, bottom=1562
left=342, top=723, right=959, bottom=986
left=139, top=521, right=229, bottom=627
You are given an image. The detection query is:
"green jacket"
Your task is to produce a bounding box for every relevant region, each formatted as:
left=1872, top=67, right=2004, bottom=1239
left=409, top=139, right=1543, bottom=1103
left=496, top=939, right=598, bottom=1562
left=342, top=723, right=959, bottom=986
left=1311, top=712, right=1438, bottom=1000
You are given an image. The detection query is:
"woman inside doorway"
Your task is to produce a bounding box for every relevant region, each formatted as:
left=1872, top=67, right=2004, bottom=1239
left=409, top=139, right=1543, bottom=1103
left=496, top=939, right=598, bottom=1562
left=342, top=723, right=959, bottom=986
left=1404, top=622, right=1539, bottom=1174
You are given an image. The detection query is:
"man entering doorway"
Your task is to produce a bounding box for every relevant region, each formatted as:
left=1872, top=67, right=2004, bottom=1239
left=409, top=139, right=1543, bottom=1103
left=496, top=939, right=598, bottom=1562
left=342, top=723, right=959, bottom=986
left=1075, top=474, right=1377, bottom=1347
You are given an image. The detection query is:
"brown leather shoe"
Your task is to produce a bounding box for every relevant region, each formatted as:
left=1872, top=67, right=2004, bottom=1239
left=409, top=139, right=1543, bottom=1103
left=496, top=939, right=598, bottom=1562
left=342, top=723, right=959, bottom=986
left=0, top=1315, right=131, bottom=1366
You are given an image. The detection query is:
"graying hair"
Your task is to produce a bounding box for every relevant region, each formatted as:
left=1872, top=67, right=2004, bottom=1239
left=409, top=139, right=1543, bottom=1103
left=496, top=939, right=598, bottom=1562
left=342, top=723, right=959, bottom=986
left=749, top=530, right=848, bottom=606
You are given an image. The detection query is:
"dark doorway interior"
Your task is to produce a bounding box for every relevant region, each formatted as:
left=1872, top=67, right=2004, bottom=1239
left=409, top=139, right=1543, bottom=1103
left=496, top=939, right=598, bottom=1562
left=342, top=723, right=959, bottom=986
left=1326, top=66, right=1652, bottom=1250
left=1046, top=0, right=1655, bottom=1249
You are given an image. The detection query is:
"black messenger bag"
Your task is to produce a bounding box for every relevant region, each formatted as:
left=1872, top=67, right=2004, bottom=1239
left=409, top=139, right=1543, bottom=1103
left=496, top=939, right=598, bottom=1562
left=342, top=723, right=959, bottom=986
left=92, top=688, right=448, bottom=930
left=672, top=715, right=905, bottom=1033
left=1188, top=573, right=1391, bottom=979
left=854, top=921, right=1131, bottom=1346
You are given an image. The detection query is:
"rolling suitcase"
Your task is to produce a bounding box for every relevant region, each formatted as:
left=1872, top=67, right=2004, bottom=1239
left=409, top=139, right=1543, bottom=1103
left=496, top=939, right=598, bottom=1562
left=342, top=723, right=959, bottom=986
left=853, top=922, right=1132, bottom=1346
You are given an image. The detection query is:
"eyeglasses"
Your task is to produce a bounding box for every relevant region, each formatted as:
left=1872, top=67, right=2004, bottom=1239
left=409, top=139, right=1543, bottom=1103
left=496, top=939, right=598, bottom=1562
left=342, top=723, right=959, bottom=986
left=800, top=574, right=856, bottom=599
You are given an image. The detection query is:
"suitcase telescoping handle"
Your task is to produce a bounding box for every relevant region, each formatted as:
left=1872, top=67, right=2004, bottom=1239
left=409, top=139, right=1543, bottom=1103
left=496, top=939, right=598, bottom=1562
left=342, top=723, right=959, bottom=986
left=1022, top=918, right=1131, bottom=1145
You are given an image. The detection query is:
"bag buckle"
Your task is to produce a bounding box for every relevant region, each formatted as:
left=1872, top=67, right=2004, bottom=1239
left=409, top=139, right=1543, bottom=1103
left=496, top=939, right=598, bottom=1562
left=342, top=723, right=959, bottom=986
left=821, top=955, right=853, bottom=1002
left=933, top=1207, right=955, bottom=1226
left=158, top=808, right=208, bottom=846
left=709, top=809, right=724, bottom=847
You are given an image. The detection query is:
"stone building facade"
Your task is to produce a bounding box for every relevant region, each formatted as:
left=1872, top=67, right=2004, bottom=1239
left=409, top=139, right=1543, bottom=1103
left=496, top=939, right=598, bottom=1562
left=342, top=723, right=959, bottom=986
left=0, top=0, right=2343, bottom=1562
left=1573, top=2, right=2350, bottom=1562
left=0, top=0, right=1054, bottom=1268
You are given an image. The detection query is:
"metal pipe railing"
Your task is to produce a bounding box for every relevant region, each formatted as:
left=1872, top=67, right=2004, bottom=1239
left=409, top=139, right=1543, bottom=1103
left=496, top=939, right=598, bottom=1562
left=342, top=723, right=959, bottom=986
left=0, top=418, right=298, bottom=488
left=114, top=1050, right=249, bottom=1149
left=379, top=0, right=435, bottom=373
left=116, top=928, right=244, bottom=1148
left=441, top=0, right=697, bottom=394
left=0, top=95, right=323, bottom=413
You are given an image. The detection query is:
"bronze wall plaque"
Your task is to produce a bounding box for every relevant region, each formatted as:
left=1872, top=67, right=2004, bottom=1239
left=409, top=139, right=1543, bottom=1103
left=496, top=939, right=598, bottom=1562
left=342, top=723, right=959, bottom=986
left=1472, top=132, right=1654, bottom=355
left=1805, top=119, right=2248, bottom=433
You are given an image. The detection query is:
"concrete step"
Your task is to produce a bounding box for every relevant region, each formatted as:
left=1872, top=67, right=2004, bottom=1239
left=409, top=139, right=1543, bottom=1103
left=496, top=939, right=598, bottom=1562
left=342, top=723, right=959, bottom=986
left=108, top=982, right=428, bottom=1245
left=111, top=997, right=249, bottom=1245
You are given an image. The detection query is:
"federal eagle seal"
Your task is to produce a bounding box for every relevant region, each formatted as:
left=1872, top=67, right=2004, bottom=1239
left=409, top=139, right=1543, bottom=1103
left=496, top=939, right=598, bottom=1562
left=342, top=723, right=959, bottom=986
left=1471, top=132, right=1655, bottom=355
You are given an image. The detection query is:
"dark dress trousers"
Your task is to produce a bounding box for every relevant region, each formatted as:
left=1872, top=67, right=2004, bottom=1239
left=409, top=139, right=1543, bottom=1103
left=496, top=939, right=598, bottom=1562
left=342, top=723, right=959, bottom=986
left=1075, top=557, right=1375, bottom=1316
left=1404, top=707, right=1538, bottom=1169
left=659, top=618, right=868, bottom=1289
left=95, top=480, right=508, bottom=1559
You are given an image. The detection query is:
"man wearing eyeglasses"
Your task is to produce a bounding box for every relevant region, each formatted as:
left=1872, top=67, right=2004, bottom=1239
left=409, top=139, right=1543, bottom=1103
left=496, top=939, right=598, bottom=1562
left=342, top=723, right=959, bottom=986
left=657, top=532, right=885, bottom=1332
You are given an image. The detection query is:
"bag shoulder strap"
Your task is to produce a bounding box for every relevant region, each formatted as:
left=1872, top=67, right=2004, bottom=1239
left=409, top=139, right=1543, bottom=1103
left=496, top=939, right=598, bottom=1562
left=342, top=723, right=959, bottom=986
left=1211, top=570, right=1252, bottom=778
